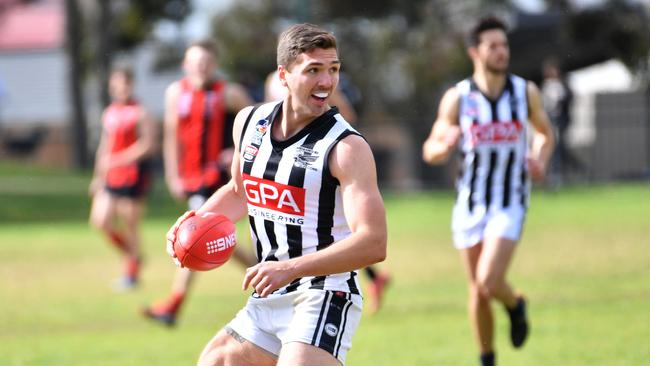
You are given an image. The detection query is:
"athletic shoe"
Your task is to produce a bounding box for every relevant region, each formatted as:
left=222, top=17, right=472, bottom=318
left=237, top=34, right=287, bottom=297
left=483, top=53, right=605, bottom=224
left=506, top=296, right=529, bottom=348
left=367, top=271, right=390, bottom=314
left=112, top=276, right=137, bottom=292
left=142, top=304, right=176, bottom=327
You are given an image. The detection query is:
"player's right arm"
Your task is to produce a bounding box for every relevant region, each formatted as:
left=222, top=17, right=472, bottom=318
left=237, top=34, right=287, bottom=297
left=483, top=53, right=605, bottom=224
left=195, top=105, right=255, bottom=223
left=163, top=81, right=185, bottom=202
left=89, top=112, right=109, bottom=196
left=422, top=87, right=461, bottom=165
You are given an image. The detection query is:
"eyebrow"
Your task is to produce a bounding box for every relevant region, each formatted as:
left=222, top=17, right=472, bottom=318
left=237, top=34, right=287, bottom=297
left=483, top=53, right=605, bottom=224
left=305, top=60, right=341, bottom=67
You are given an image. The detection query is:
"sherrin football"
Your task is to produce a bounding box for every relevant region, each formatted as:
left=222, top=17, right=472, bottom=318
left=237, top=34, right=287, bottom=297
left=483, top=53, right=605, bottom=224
left=173, top=212, right=237, bottom=271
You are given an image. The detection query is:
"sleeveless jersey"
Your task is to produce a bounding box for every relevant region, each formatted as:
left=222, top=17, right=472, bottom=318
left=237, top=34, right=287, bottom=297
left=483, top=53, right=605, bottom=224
left=176, top=78, right=228, bottom=192
left=103, top=101, right=143, bottom=188
left=455, top=74, right=530, bottom=214
left=239, top=101, right=361, bottom=297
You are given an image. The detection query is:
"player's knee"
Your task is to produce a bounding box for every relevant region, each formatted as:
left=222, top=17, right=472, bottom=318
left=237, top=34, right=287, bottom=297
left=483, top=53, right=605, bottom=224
left=476, top=275, right=500, bottom=299
left=469, top=283, right=490, bottom=303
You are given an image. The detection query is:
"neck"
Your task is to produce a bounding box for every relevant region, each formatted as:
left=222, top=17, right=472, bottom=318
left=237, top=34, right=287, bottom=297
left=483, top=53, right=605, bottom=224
left=473, top=69, right=507, bottom=99
left=188, top=77, right=210, bottom=90
left=274, top=99, right=326, bottom=141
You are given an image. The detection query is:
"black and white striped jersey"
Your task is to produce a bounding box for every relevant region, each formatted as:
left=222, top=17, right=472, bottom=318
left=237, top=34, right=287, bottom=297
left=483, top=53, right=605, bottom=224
left=455, top=74, right=530, bottom=214
left=239, top=101, right=362, bottom=297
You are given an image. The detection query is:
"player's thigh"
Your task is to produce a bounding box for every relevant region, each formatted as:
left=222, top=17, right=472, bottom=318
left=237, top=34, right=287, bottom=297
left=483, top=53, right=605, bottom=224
left=115, top=197, right=144, bottom=228
left=476, top=236, right=517, bottom=286
left=89, top=190, right=116, bottom=229
left=198, top=328, right=276, bottom=366
left=278, top=341, right=342, bottom=366
left=460, top=242, right=483, bottom=283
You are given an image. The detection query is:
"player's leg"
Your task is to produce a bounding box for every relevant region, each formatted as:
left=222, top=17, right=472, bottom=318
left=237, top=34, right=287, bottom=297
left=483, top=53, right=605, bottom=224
left=461, top=243, right=495, bottom=362
left=278, top=342, right=341, bottom=366
left=114, top=196, right=145, bottom=288
left=363, top=266, right=390, bottom=314
left=198, top=328, right=277, bottom=366
left=144, top=192, right=205, bottom=326
left=89, top=189, right=128, bottom=254
left=476, top=236, right=528, bottom=348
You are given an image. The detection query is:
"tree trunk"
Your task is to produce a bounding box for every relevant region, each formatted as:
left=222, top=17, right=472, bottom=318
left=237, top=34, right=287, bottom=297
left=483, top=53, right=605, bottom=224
left=65, top=0, right=89, bottom=169
left=96, top=0, right=112, bottom=109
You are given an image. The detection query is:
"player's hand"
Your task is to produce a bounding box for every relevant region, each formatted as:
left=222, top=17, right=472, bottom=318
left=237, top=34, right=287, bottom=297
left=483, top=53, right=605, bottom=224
left=88, top=178, right=103, bottom=197
left=165, top=210, right=196, bottom=267
left=166, top=177, right=186, bottom=202
left=242, top=261, right=296, bottom=298
left=527, top=157, right=546, bottom=182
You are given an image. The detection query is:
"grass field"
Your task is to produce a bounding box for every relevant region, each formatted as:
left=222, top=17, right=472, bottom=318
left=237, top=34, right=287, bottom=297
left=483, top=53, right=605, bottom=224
left=1, top=166, right=649, bottom=365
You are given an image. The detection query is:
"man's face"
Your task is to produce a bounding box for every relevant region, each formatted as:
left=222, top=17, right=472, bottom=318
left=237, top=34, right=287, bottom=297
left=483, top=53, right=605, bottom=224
left=473, top=29, right=510, bottom=74
left=109, top=73, right=132, bottom=103
left=183, top=46, right=216, bottom=83
left=280, top=47, right=340, bottom=119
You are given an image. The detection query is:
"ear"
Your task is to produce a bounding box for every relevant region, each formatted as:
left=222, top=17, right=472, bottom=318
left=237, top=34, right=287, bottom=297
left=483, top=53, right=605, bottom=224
left=278, top=65, right=289, bottom=87
left=467, top=46, right=478, bottom=60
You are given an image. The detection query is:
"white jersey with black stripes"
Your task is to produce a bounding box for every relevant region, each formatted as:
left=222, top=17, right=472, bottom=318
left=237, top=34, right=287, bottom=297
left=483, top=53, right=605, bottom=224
left=239, top=101, right=362, bottom=297
left=454, top=74, right=530, bottom=217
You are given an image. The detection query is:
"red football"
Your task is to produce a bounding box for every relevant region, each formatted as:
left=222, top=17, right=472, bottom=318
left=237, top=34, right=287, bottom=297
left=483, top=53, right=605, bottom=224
left=173, top=212, right=237, bottom=271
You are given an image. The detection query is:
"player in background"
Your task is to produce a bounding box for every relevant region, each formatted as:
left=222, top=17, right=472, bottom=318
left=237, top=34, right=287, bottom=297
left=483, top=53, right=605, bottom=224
left=89, top=67, right=156, bottom=290
left=143, top=40, right=256, bottom=326
left=422, top=16, right=554, bottom=366
left=264, top=69, right=391, bottom=314
left=166, top=23, right=387, bottom=365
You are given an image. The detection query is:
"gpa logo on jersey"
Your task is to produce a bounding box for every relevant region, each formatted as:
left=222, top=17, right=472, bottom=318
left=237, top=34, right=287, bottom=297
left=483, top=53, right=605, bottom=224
left=242, top=174, right=305, bottom=215
left=470, top=121, right=522, bottom=146
left=242, top=145, right=258, bottom=161
left=293, top=146, right=319, bottom=171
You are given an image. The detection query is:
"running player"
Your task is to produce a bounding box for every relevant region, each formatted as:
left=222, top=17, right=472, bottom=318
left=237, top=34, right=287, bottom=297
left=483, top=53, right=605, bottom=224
left=166, top=23, right=387, bottom=365
left=143, top=40, right=256, bottom=326
left=264, top=69, right=390, bottom=314
left=422, top=16, right=555, bottom=366
left=89, top=67, right=156, bottom=290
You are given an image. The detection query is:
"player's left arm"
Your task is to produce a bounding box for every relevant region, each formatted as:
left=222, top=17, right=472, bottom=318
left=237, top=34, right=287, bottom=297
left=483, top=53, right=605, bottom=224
left=243, top=134, right=387, bottom=297
left=526, top=81, right=556, bottom=181
left=105, top=108, right=157, bottom=168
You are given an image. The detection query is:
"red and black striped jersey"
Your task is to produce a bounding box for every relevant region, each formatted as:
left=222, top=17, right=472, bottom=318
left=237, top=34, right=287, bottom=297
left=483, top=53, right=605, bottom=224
left=103, top=100, right=142, bottom=188
left=176, top=78, right=228, bottom=192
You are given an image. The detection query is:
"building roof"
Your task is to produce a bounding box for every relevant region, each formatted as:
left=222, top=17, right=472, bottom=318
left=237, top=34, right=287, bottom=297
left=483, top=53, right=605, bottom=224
left=0, top=0, right=63, bottom=50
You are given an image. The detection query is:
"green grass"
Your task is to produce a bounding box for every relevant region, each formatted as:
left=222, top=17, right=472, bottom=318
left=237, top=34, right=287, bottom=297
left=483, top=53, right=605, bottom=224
left=1, top=169, right=649, bottom=365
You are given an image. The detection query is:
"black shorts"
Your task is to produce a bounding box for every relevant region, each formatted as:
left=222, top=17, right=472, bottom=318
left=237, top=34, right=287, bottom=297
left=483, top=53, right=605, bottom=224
left=105, top=162, right=152, bottom=199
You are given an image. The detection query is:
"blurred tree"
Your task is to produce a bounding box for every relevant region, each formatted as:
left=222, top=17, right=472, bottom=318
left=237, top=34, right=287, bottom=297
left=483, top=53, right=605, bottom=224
left=65, top=0, right=192, bottom=169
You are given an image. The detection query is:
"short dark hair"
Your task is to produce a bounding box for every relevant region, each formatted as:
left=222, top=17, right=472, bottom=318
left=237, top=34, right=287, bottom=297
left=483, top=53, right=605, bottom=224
left=111, top=65, right=134, bottom=82
left=468, top=16, right=508, bottom=47
left=277, top=23, right=337, bottom=69
left=188, top=39, right=219, bottom=58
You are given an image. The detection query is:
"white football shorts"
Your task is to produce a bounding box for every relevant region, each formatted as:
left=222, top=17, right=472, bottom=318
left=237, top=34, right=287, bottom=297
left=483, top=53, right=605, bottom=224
left=226, top=289, right=363, bottom=364
left=452, top=204, right=526, bottom=249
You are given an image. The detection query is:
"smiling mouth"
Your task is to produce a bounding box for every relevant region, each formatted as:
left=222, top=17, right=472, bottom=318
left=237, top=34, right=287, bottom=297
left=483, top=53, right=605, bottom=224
left=312, top=92, right=329, bottom=102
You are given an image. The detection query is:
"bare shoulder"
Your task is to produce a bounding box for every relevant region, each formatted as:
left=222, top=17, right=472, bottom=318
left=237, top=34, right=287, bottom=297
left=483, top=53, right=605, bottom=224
left=329, top=134, right=375, bottom=180
left=438, top=86, right=460, bottom=122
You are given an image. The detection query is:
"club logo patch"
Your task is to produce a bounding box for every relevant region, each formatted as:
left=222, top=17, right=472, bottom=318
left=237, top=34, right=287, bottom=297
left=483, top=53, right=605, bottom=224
left=243, top=145, right=258, bottom=161
left=293, top=146, right=319, bottom=171
left=324, top=323, right=338, bottom=337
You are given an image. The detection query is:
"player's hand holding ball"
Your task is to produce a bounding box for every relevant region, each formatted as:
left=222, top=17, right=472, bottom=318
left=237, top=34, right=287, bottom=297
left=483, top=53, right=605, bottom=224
left=166, top=210, right=237, bottom=271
